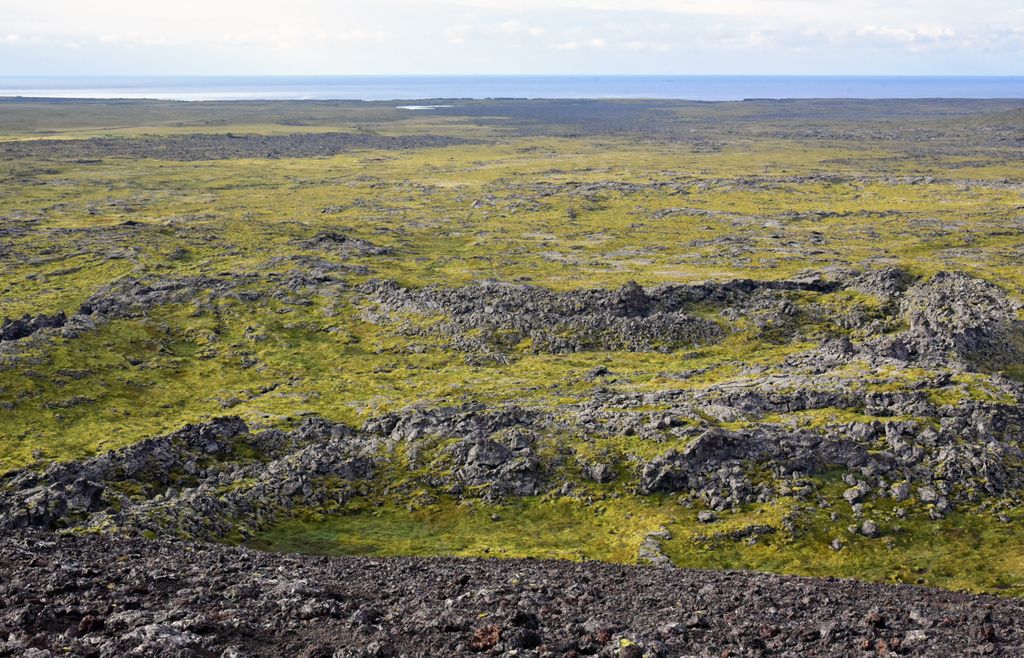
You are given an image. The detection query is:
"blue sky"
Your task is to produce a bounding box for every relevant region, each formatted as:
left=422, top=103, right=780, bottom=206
left=1, top=0, right=1022, bottom=76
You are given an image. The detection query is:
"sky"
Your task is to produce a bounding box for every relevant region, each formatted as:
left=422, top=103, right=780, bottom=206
left=1, top=0, right=1022, bottom=76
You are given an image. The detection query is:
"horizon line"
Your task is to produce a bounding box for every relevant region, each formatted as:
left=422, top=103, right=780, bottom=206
left=3, top=73, right=1024, bottom=79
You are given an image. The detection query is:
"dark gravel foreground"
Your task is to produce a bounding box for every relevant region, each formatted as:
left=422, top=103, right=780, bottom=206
left=1, top=533, right=1022, bottom=657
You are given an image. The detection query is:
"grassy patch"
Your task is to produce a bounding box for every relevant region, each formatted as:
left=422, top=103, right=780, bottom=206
left=249, top=497, right=677, bottom=563
left=250, top=495, right=1024, bottom=596
left=664, top=502, right=1024, bottom=596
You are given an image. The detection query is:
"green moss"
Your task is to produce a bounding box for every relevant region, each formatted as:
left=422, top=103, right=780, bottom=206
left=250, top=495, right=1024, bottom=596
left=250, top=496, right=678, bottom=563
left=664, top=500, right=1024, bottom=596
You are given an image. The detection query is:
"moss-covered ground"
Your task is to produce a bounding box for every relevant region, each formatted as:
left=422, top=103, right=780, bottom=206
left=3, top=98, right=1024, bottom=594
left=251, top=495, right=1024, bottom=596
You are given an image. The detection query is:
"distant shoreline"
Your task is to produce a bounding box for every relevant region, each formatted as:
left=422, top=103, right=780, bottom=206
left=0, top=75, right=1022, bottom=102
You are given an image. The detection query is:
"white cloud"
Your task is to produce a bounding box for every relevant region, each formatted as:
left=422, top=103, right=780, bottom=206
left=498, top=20, right=544, bottom=37
left=550, top=36, right=606, bottom=50
left=405, top=0, right=864, bottom=19
left=857, top=24, right=957, bottom=44
left=0, top=0, right=1020, bottom=75
left=625, top=40, right=672, bottom=53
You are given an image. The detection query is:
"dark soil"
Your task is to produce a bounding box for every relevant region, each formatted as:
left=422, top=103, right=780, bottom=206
left=1, top=531, right=1020, bottom=657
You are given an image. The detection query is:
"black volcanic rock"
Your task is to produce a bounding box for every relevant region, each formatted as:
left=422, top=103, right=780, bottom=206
left=0, top=530, right=1021, bottom=657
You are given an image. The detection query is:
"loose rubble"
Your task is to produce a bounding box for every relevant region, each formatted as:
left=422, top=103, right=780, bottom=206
left=2, top=531, right=1022, bottom=658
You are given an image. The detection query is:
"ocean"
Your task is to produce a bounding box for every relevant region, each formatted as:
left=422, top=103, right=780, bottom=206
left=0, top=76, right=1022, bottom=101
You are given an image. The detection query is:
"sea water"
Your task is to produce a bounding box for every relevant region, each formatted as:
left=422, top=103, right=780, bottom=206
left=0, top=75, right=1021, bottom=101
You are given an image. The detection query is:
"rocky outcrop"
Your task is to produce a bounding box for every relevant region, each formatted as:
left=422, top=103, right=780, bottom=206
left=0, top=311, right=66, bottom=342
left=365, top=404, right=548, bottom=498
left=77, top=275, right=249, bottom=318
left=638, top=426, right=870, bottom=502
left=898, top=271, right=1024, bottom=370
left=14, top=268, right=1022, bottom=380
left=0, top=405, right=552, bottom=538
left=300, top=231, right=391, bottom=256
left=633, top=391, right=1024, bottom=509
left=449, top=435, right=544, bottom=498
left=109, top=432, right=375, bottom=540
left=359, top=278, right=746, bottom=356
left=365, top=403, right=544, bottom=445
left=5, top=268, right=1024, bottom=538
left=357, top=269, right=1024, bottom=365
left=6, top=359, right=1023, bottom=537
left=845, top=266, right=916, bottom=302
left=0, top=417, right=375, bottom=540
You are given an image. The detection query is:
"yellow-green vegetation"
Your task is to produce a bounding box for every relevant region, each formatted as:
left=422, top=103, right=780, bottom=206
left=665, top=504, right=1024, bottom=596
left=3, top=98, right=1024, bottom=596
left=251, top=495, right=1024, bottom=596
left=251, top=497, right=677, bottom=563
